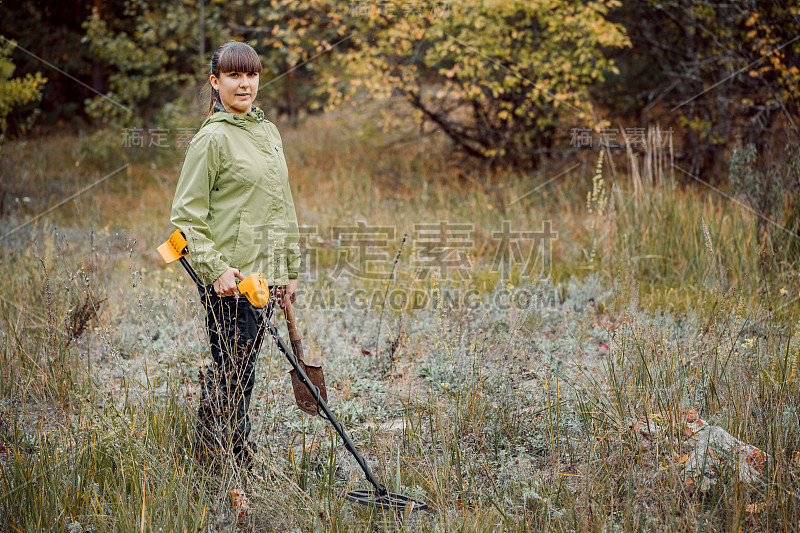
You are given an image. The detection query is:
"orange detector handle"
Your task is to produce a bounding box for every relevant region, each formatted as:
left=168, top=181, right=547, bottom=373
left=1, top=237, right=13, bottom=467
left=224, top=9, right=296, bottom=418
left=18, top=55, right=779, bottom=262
left=236, top=273, right=270, bottom=308
left=157, top=229, right=270, bottom=308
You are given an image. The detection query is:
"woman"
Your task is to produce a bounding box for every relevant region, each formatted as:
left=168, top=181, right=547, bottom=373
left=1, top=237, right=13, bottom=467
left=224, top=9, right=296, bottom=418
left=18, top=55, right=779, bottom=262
left=170, top=41, right=301, bottom=467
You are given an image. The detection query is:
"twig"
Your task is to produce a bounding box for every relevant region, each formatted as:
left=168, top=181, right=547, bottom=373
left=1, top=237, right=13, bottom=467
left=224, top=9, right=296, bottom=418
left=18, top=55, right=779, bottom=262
left=376, top=233, right=407, bottom=360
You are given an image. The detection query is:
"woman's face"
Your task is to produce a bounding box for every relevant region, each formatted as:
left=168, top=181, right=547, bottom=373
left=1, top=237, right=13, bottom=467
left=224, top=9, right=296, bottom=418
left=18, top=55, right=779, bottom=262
left=210, top=70, right=260, bottom=114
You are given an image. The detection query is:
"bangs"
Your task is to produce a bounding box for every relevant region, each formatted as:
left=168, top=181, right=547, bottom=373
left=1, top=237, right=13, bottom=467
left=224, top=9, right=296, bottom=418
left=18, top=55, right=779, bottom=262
left=217, top=42, right=263, bottom=74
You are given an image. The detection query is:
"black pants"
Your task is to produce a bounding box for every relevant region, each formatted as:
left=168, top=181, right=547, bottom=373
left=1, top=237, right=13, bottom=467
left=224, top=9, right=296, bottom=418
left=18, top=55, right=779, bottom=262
left=196, top=286, right=270, bottom=462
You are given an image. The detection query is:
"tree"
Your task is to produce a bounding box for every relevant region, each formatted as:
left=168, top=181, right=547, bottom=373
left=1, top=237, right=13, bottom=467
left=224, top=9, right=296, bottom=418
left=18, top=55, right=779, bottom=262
left=324, top=0, right=630, bottom=169
left=605, top=1, right=800, bottom=177
left=222, top=0, right=352, bottom=125
left=81, top=0, right=350, bottom=129
left=0, top=36, right=47, bottom=141
left=81, top=0, right=226, bottom=129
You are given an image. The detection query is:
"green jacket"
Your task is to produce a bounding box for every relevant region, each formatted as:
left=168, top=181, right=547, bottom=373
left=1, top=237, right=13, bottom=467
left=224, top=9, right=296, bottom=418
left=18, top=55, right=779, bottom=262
left=170, top=104, right=301, bottom=286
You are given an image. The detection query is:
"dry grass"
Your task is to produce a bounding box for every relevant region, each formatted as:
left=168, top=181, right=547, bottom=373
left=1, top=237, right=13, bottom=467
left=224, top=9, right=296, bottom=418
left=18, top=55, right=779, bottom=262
left=0, top=102, right=798, bottom=531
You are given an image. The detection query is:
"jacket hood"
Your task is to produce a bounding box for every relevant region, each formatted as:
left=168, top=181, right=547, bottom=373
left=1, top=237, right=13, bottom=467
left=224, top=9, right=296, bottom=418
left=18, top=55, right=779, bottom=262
left=201, top=102, right=268, bottom=129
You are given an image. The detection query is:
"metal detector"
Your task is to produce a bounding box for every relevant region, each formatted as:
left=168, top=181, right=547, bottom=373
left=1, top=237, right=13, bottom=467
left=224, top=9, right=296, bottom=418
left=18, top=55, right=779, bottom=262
left=158, top=230, right=428, bottom=513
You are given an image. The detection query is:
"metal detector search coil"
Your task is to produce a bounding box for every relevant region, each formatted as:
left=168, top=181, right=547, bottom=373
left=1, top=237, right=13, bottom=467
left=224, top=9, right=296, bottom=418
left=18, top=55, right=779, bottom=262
left=345, top=489, right=427, bottom=511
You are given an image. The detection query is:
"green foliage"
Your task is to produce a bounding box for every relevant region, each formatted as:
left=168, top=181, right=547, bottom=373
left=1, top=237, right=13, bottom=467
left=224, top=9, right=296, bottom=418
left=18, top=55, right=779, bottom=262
left=81, top=1, right=216, bottom=129
left=2, top=0, right=796, bottom=177
left=80, top=0, right=349, bottom=129
left=0, top=392, right=209, bottom=532
left=326, top=0, right=629, bottom=167
left=226, top=0, right=353, bottom=124
left=608, top=1, right=800, bottom=175
left=79, top=0, right=231, bottom=164
left=0, top=37, right=46, bottom=140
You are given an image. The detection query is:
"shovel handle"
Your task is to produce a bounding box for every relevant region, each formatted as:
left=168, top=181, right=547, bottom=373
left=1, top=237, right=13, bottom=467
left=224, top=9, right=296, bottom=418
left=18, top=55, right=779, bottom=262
left=284, top=299, right=302, bottom=342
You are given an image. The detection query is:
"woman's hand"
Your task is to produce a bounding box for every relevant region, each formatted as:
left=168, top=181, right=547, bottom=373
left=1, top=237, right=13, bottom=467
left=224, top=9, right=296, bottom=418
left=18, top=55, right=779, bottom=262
left=213, top=267, right=245, bottom=297
left=276, top=278, right=299, bottom=308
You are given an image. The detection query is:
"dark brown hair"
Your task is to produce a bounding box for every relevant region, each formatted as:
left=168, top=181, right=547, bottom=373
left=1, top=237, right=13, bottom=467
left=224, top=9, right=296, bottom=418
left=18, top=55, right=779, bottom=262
left=208, top=41, right=263, bottom=115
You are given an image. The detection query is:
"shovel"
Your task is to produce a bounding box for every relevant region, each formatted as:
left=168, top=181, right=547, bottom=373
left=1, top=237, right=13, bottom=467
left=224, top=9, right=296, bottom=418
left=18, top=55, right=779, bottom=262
left=283, top=299, right=328, bottom=415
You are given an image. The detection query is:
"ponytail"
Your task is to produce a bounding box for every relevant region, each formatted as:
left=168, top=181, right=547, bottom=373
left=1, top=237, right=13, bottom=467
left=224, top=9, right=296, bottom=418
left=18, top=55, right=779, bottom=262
left=207, top=86, right=220, bottom=116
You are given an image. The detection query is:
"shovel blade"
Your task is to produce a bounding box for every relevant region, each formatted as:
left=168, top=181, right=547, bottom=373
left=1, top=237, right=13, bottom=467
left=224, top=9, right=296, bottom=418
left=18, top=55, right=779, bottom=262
left=290, top=362, right=328, bottom=415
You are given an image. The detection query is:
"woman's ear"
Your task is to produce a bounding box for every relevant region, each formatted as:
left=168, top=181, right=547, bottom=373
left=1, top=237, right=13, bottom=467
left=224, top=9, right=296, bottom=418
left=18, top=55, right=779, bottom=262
left=209, top=74, right=219, bottom=91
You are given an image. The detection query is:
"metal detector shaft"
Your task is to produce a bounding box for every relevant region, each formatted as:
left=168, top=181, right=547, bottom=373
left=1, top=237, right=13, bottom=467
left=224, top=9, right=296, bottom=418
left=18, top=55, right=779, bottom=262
left=173, top=256, right=387, bottom=497
left=262, top=311, right=388, bottom=497
left=178, top=256, right=203, bottom=288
